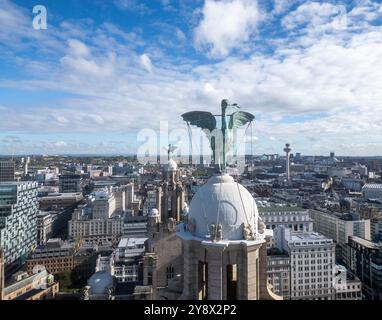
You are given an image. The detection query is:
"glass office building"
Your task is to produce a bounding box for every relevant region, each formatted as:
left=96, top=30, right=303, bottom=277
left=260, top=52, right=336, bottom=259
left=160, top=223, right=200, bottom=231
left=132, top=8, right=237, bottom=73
left=0, top=182, right=38, bottom=267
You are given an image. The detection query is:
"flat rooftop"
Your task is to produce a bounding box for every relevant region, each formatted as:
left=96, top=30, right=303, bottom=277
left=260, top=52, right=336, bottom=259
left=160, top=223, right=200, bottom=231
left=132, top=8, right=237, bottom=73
left=258, top=206, right=306, bottom=213
left=287, top=232, right=333, bottom=245
left=118, top=237, right=147, bottom=248
left=350, top=236, right=382, bottom=249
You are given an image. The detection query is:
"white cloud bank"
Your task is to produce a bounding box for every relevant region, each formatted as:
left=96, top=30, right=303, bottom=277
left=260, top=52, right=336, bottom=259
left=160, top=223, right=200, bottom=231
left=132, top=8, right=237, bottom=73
left=194, top=0, right=261, bottom=57
left=0, top=0, right=382, bottom=155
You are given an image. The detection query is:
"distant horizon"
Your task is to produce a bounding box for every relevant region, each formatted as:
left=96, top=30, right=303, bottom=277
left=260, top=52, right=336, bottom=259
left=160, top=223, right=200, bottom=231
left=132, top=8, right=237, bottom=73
left=1, top=153, right=382, bottom=159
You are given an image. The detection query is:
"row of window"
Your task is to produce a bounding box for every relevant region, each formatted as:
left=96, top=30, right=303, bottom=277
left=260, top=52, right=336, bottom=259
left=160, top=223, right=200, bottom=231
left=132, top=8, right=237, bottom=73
left=295, top=265, right=332, bottom=271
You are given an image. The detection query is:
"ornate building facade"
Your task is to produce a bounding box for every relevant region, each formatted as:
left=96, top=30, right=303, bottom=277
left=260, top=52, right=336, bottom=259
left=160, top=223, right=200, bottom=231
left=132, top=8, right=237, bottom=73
left=142, top=159, right=185, bottom=299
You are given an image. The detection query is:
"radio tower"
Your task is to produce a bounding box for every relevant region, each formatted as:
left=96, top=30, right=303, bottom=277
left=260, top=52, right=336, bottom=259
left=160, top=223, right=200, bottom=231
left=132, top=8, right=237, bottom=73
left=283, top=143, right=292, bottom=181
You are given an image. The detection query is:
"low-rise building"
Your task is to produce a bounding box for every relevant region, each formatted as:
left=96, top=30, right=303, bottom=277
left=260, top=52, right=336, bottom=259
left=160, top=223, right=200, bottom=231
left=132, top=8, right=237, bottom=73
left=334, top=265, right=362, bottom=300
left=3, top=267, right=59, bottom=300
left=26, top=238, right=78, bottom=274
left=39, top=192, right=83, bottom=210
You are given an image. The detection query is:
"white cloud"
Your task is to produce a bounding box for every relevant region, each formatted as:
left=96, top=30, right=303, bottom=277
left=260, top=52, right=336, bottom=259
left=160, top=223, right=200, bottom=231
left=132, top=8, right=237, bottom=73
left=139, top=53, right=153, bottom=72
left=54, top=141, right=68, bottom=147
left=272, top=0, right=299, bottom=15
left=194, top=0, right=261, bottom=57
left=175, top=28, right=186, bottom=41
left=67, top=39, right=90, bottom=56
left=113, top=0, right=151, bottom=13
left=281, top=2, right=346, bottom=31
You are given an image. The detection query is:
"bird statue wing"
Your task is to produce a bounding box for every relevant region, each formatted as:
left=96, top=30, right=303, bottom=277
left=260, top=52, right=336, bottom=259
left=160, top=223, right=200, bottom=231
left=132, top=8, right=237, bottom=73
left=228, top=111, right=255, bottom=129
left=169, top=146, right=177, bottom=153
left=181, top=111, right=217, bottom=132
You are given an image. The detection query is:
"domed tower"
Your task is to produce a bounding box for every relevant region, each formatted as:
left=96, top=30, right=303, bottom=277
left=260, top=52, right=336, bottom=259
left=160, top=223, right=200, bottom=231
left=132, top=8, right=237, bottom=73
left=157, top=154, right=185, bottom=224
left=176, top=174, right=278, bottom=300
left=178, top=100, right=281, bottom=300
left=143, top=151, right=185, bottom=299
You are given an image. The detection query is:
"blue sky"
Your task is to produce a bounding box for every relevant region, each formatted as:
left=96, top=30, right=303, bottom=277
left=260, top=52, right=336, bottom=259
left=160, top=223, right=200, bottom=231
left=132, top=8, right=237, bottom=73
left=0, top=0, right=382, bottom=156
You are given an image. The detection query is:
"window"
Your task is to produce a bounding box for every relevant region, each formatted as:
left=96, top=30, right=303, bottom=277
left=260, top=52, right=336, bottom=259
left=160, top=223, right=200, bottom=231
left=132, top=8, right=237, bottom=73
left=227, top=264, right=238, bottom=300
left=166, top=266, right=174, bottom=280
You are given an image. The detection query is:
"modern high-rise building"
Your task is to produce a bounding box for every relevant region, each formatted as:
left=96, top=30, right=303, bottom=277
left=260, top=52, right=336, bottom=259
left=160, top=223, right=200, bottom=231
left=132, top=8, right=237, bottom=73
left=0, top=161, right=15, bottom=182
left=59, top=174, right=81, bottom=193
left=0, top=181, right=39, bottom=268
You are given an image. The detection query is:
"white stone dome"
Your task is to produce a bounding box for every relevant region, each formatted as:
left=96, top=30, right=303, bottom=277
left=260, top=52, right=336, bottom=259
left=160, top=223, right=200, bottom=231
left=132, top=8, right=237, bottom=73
left=88, top=271, right=113, bottom=295
left=167, top=158, right=178, bottom=171
left=188, top=174, right=259, bottom=241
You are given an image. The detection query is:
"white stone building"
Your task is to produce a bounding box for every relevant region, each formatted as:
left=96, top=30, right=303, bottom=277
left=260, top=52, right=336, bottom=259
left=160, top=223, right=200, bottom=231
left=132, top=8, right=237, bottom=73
left=275, top=227, right=336, bottom=300
left=92, top=190, right=116, bottom=219
left=259, top=206, right=313, bottom=232
left=69, top=217, right=123, bottom=244
left=36, top=211, right=55, bottom=245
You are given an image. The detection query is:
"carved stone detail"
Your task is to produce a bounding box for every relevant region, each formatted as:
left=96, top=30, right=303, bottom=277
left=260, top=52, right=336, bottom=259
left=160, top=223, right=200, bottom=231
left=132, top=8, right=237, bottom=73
left=242, top=222, right=255, bottom=240
left=209, top=223, right=223, bottom=241
left=258, top=217, right=266, bottom=234
left=167, top=217, right=176, bottom=232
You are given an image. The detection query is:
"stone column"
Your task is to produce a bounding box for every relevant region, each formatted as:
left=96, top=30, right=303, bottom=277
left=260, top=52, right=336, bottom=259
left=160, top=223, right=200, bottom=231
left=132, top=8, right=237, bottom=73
left=240, top=243, right=262, bottom=300
left=181, top=240, right=199, bottom=299
left=258, top=241, right=282, bottom=300
left=156, top=186, right=162, bottom=222
left=206, top=245, right=224, bottom=300
left=162, top=184, right=168, bottom=222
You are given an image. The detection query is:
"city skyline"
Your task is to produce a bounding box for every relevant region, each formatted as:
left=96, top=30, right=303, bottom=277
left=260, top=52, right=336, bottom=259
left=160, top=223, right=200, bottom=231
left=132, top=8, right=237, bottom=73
left=1, top=0, right=382, bottom=156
